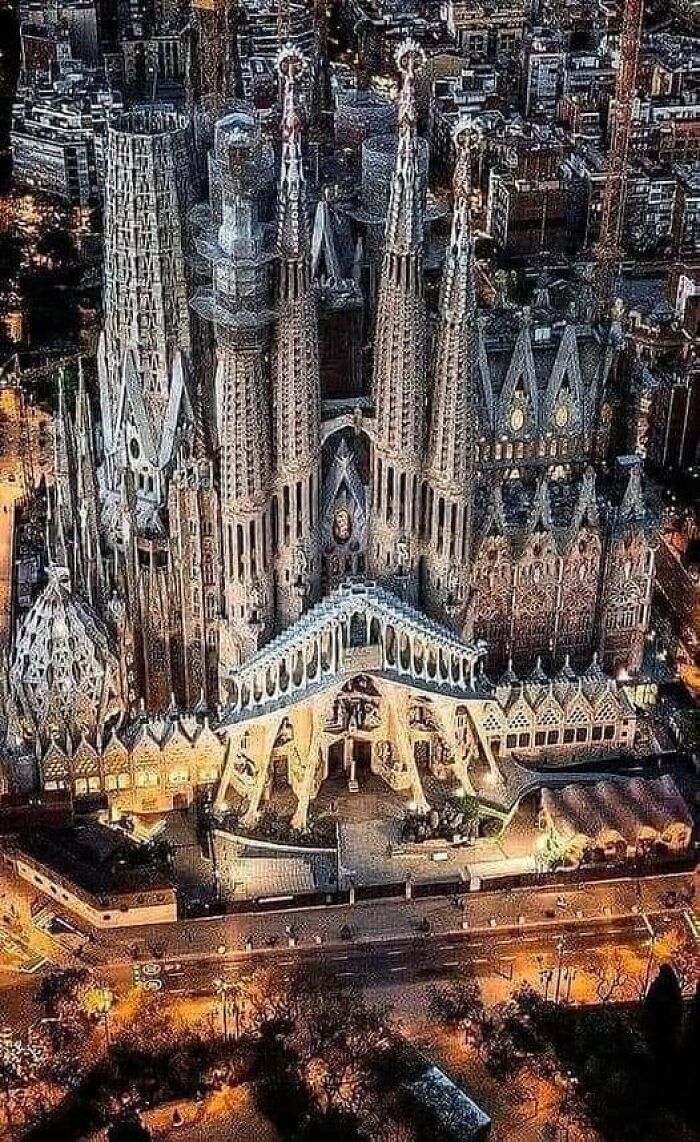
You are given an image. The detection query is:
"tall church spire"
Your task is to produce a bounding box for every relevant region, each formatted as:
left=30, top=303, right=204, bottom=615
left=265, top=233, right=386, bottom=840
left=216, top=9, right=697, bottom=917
left=369, top=39, right=427, bottom=601
left=423, top=118, right=481, bottom=628
left=271, top=46, right=322, bottom=628
left=191, top=110, right=276, bottom=669
left=426, top=117, right=479, bottom=485
left=277, top=46, right=310, bottom=262
left=384, top=39, right=423, bottom=255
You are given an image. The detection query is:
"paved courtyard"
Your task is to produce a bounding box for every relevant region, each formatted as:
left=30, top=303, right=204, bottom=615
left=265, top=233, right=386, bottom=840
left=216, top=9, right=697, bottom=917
left=314, top=776, right=539, bottom=888
left=125, top=772, right=541, bottom=903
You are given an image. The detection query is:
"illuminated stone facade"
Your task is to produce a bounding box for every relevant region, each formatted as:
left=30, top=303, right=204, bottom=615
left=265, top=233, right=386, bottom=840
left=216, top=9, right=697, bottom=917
left=5, top=41, right=656, bottom=821
left=28, top=584, right=636, bottom=824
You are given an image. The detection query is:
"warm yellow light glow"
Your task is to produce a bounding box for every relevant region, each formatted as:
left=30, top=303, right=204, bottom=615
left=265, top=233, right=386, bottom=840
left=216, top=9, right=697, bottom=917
left=84, top=984, right=114, bottom=1016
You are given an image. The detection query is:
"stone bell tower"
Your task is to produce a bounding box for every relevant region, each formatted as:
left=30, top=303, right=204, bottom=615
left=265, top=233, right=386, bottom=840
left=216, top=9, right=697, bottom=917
left=369, top=40, right=427, bottom=603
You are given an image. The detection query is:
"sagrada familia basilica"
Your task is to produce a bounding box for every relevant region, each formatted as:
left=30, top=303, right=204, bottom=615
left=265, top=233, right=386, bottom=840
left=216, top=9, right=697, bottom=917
left=4, top=42, right=656, bottom=829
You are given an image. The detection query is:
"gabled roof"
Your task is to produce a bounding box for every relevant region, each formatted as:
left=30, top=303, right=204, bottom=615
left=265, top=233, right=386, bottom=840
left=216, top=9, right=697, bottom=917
left=500, top=321, right=539, bottom=419
left=615, top=455, right=648, bottom=532
left=115, top=348, right=157, bottom=466
left=158, top=350, right=194, bottom=470
left=231, top=581, right=485, bottom=680
left=311, top=194, right=343, bottom=284
left=320, top=439, right=367, bottom=537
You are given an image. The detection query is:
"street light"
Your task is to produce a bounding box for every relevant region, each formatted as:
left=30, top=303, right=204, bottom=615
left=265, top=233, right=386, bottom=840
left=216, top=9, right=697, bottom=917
left=214, top=978, right=243, bottom=1041
left=563, top=967, right=577, bottom=1004
left=539, top=968, right=554, bottom=1002
left=643, top=931, right=658, bottom=995
left=214, top=978, right=230, bottom=1040
left=554, top=937, right=565, bottom=1005
left=84, top=985, right=114, bottom=1049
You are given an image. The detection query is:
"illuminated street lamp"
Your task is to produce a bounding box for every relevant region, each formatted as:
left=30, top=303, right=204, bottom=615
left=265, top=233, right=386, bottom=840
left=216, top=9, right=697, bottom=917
left=214, top=978, right=244, bottom=1041
left=643, top=930, right=658, bottom=995
left=84, top=984, right=114, bottom=1049
left=554, top=941, right=564, bottom=1004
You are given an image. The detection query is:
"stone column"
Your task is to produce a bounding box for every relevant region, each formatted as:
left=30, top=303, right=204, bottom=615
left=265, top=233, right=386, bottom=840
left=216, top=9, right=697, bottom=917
left=345, top=737, right=357, bottom=791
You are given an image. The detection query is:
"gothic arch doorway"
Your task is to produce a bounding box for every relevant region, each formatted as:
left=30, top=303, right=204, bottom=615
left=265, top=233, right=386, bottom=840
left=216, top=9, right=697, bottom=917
left=327, top=740, right=345, bottom=779
left=353, top=739, right=372, bottom=776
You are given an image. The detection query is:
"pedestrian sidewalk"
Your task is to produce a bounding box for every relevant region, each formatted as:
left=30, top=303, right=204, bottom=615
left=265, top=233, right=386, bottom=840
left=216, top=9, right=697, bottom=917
left=85, top=869, right=697, bottom=967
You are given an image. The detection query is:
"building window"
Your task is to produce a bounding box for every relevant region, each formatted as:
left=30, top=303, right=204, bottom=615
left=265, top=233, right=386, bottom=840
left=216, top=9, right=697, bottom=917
left=575, top=727, right=587, bottom=743
left=546, top=730, right=559, bottom=745
left=135, top=770, right=159, bottom=788
left=592, top=725, right=603, bottom=741
left=603, top=725, right=615, bottom=740
left=518, top=732, right=530, bottom=748
left=563, top=728, right=575, bottom=744
left=506, top=734, right=517, bottom=749
left=535, top=731, right=546, bottom=746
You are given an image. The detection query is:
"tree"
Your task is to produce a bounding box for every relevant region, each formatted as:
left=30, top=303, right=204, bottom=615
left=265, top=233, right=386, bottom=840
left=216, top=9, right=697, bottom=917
left=35, top=968, right=89, bottom=1018
left=681, top=982, right=700, bottom=1062
left=587, top=950, right=632, bottom=1003
left=681, top=983, right=700, bottom=1120
left=33, top=968, right=92, bottom=1067
left=291, top=1105, right=364, bottom=1142
left=107, top=1112, right=152, bottom=1142
left=292, top=981, right=390, bottom=1114
left=643, top=964, right=684, bottom=1060
left=114, top=992, right=180, bottom=1055
left=427, top=979, right=484, bottom=1044
left=0, top=1038, right=43, bottom=1129
left=480, top=987, right=555, bottom=1086
left=668, top=938, right=700, bottom=997
left=483, top=1022, right=525, bottom=1082
left=246, top=966, right=297, bottom=1033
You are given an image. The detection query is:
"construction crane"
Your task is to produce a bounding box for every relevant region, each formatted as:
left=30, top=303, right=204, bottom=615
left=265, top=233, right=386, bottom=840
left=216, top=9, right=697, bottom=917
left=594, top=0, right=644, bottom=316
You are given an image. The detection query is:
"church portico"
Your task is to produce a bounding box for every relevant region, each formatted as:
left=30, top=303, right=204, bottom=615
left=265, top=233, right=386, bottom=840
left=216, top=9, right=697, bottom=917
left=16, top=579, right=641, bottom=860
left=212, top=584, right=491, bottom=831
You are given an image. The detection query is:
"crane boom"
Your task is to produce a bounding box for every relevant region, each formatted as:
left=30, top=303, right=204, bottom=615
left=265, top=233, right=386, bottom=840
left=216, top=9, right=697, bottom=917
left=594, top=0, right=644, bottom=313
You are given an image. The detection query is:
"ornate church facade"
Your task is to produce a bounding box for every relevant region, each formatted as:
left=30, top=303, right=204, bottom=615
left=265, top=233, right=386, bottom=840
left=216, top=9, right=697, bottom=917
left=15, top=582, right=637, bottom=826
left=4, top=42, right=656, bottom=822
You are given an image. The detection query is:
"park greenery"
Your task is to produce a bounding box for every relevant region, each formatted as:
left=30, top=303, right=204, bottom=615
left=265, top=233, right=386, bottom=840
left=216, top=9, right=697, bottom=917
left=0, top=959, right=698, bottom=1141
left=3, top=965, right=455, bottom=1142
left=429, top=965, right=700, bottom=1141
